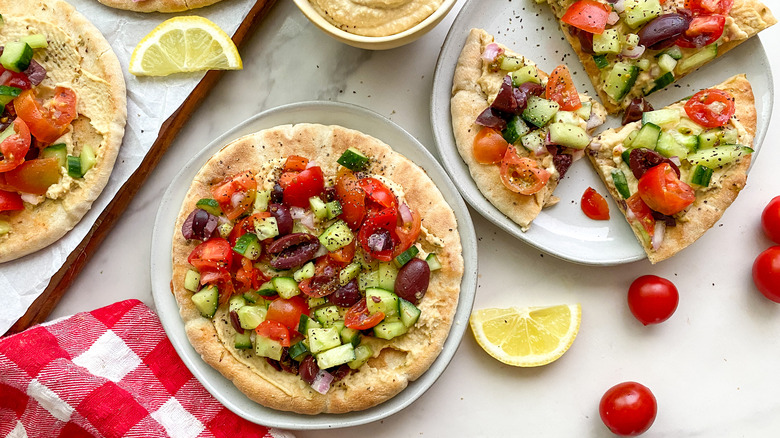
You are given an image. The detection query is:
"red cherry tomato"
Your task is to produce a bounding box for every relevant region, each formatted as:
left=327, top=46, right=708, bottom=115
left=0, top=67, right=31, bottom=90
left=188, top=237, right=233, bottom=272
left=266, top=295, right=310, bottom=332
left=581, top=187, right=610, bottom=220
left=599, top=382, right=657, bottom=436
left=335, top=168, right=366, bottom=229
left=685, top=0, right=734, bottom=15
left=255, top=320, right=291, bottom=347
left=561, top=0, right=611, bottom=34
left=211, top=171, right=257, bottom=221
left=684, top=88, right=735, bottom=128
left=283, top=165, right=325, bottom=208
left=676, top=15, right=726, bottom=48
left=545, top=65, right=582, bottom=111
left=357, top=207, right=398, bottom=262
left=0, top=189, right=24, bottom=211
left=283, top=155, right=309, bottom=171
left=344, top=298, right=384, bottom=330
left=15, top=87, right=78, bottom=144
left=626, top=194, right=656, bottom=237
left=627, top=275, right=679, bottom=325
left=761, top=196, right=780, bottom=244
left=234, top=257, right=267, bottom=293
left=358, top=177, right=397, bottom=209
left=637, top=163, right=696, bottom=216
left=753, top=246, right=780, bottom=303
left=0, top=118, right=32, bottom=172
left=499, top=147, right=550, bottom=195
left=473, top=127, right=509, bottom=164
left=394, top=205, right=421, bottom=257
left=3, top=158, right=61, bottom=195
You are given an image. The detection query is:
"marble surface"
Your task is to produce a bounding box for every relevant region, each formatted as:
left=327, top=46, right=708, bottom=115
left=49, top=0, right=780, bottom=436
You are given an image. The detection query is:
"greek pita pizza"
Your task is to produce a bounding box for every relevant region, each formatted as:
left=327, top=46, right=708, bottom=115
left=171, top=123, right=463, bottom=414
left=539, top=0, right=775, bottom=114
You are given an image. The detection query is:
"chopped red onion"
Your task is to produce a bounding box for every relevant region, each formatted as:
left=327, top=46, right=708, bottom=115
left=300, top=210, right=315, bottom=229
left=230, top=191, right=246, bottom=208
left=312, top=243, right=329, bottom=259
left=0, top=71, right=12, bottom=86
left=311, top=369, right=334, bottom=394
left=589, top=141, right=602, bottom=151
left=607, top=11, right=620, bottom=25
left=481, top=43, right=503, bottom=62
left=399, top=203, right=413, bottom=226
left=290, top=206, right=307, bottom=220
left=23, top=60, right=46, bottom=85
left=586, top=113, right=602, bottom=130
left=669, top=156, right=682, bottom=166
left=652, top=221, right=665, bottom=250
left=613, top=0, right=625, bottom=13
left=571, top=149, right=585, bottom=161
left=368, top=229, right=392, bottom=252
left=622, top=45, right=646, bottom=59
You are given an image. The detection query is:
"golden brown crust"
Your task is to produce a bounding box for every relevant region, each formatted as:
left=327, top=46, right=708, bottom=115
left=588, top=74, right=756, bottom=263
left=95, top=0, right=224, bottom=13
left=170, top=124, right=464, bottom=414
left=0, top=0, right=126, bottom=263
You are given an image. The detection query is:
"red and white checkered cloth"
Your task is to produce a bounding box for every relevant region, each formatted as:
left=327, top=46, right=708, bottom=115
left=0, top=299, right=295, bottom=438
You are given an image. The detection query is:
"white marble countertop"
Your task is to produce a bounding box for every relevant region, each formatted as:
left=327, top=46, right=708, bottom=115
left=49, top=0, right=780, bottom=436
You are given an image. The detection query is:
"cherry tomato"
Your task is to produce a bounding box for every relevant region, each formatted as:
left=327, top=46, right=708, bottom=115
left=0, top=118, right=32, bottom=172
left=626, top=193, right=656, bottom=237
left=684, top=88, right=735, bottom=128
left=228, top=212, right=270, bottom=246
left=358, top=207, right=398, bottom=262
left=255, top=320, right=291, bottom=347
left=284, top=155, right=309, bottom=172
left=676, top=15, right=726, bottom=48
left=344, top=298, right=384, bottom=330
left=283, top=165, right=325, bottom=208
left=753, top=246, right=780, bottom=303
left=329, top=239, right=356, bottom=264
left=0, top=189, right=23, bottom=211
left=211, top=171, right=257, bottom=221
left=472, top=127, right=509, bottom=164
left=627, top=275, right=679, bottom=325
left=335, top=168, right=366, bottom=230
left=3, top=158, right=61, bottom=195
left=761, top=196, right=780, bottom=244
left=0, top=67, right=31, bottom=90
left=15, top=87, right=77, bottom=144
left=266, top=295, right=310, bottom=332
left=685, top=0, right=734, bottom=15
left=234, top=257, right=267, bottom=293
left=599, top=382, right=657, bottom=436
left=298, top=257, right=341, bottom=298
left=188, top=237, right=233, bottom=272
left=499, top=147, right=550, bottom=195
left=358, top=177, right=397, bottom=209
left=638, top=163, right=695, bottom=216
left=561, top=0, right=611, bottom=34
left=394, top=205, right=421, bottom=257
left=581, top=187, right=610, bottom=220
left=546, top=65, right=582, bottom=111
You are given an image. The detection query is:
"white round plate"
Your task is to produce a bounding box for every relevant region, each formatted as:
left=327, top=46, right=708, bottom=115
left=150, top=101, right=478, bottom=430
left=431, top=1, right=773, bottom=265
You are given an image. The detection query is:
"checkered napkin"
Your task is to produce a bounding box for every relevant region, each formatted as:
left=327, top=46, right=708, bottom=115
left=0, top=299, right=295, bottom=438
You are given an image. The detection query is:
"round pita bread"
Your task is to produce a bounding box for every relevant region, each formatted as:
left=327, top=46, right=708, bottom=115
left=170, top=123, right=464, bottom=414
left=0, top=0, right=126, bottom=263
left=94, top=0, right=225, bottom=13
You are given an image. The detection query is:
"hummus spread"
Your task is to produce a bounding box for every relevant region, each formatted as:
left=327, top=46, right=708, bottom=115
left=308, top=0, right=444, bottom=37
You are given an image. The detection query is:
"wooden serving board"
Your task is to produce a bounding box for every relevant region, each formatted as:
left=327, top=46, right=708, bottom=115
left=4, top=0, right=278, bottom=336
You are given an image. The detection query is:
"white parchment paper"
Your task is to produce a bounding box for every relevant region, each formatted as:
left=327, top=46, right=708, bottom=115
left=0, top=0, right=256, bottom=333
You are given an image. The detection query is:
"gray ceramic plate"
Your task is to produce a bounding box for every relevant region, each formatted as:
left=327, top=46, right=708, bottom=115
left=431, top=1, right=773, bottom=265
left=150, top=101, right=478, bottom=430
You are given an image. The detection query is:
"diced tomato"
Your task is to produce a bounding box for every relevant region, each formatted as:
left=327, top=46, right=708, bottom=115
left=283, top=166, right=324, bottom=208
left=228, top=212, right=270, bottom=246
left=3, top=158, right=61, bottom=195
left=0, top=67, right=31, bottom=90
left=357, top=207, right=398, bottom=262
left=329, top=239, right=356, bottom=264
left=284, top=155, right=309, bottom=172
left=581, top=187, right=610, bottom=220
left=0, top=189, right=23, bottom=211
left=278, top=171, right=298, bottom=189
left=188, top=237, right=233, bottom=272
left=14, top=87, right=77, bottom=144
left=499, top=147, right=550, bottom=195
left=234, top=257, right=268, bottom=292
left=685, top=0, right=733, bottom=15
left=266, top=295, right=310, bottom=332
left=358, top=177, right=397, bottom=209
left=684, top=88, right=735, bottom=128
left=638, top=163, right=696, bottom=216
left=211, top=171, right=257, bottom=221
left=344, top=299, right=384, bottom=330
left=335, top=168, right=366, bottom=229
left=546, top=65, right=582, bottom=111
left=255, top=320, right=292, bottom=347
left=299, top=256, right=341, bottom=298
left=0, top=118, right=32, bottom=172
left=676, top=15, right=726, bottom=48
left=393, top=205, right=421, bottom=257
left=626, top=193, right=656, bottom=237
left=561, top=0, right=611, bottom=34
left=473, top=127, right=510, bottom=164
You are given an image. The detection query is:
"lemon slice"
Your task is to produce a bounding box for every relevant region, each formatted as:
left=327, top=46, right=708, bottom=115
left=129, top=16, right=242, bottom=76
left=469, top=304, right=581, bottom=367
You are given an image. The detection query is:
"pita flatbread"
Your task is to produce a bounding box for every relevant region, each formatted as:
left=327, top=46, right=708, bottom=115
left=170, top=123, right=464, bottom=414
left=95, top=0, right=225, bottom=13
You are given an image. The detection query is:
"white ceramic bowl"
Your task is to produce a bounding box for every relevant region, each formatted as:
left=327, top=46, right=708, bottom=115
left=292, top=0, right=457, bottom=50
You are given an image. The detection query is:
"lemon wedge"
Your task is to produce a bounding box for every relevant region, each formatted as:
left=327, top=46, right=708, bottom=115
left=129, top=16, right=242, bottom=76
left=469, top=304, right=581, bottom=367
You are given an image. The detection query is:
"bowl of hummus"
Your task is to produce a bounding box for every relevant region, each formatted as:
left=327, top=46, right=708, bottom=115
left=292, top=0, right=457, bottom=50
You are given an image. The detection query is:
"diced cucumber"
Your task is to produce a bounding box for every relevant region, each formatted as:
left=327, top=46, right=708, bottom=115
left=604, top=62, right=639, bottom=102
left=271, top=277, right=299, bottom=299
left=365, top=288, right=399, bottom=318
left=624, top=33, right=640, bottom=48
left=593, top=28, right=622, bottom=54
left=309, top=196, right=328, bottom=220
left=631, top=122, right=661, bottom=150
left=308, top=327, right=342, bottom=354
left=378, top=262, right=398, bottom=291
left=318, top=219, right=354, bottom=252
left=671, top=131, right=700, bottom=154
left=677, top=43, right=717, bottom=74
left=348, top=344, right=373, bottom=369
left=690, top=164, right=714, bottom=187
left=66, top=155, right=82, bottom=178
left=425, top=253, right=442, bottom=271
left=510, top=65, right=541, bottom=86
left=0, top=41, right=33, bottom=72
left=621, top=147, right=633, bottom=164
left=625, top=0, right=662, bottom=28
left=256, top=280, right=278, bottom=297
left=502, top=115, right=530, bottom=144
left=314, top=305, right=342, bottom=327
left=358, top=269, right=379, bottom=291
left=254, top=216, right=279, bottom=240
left=522, top=96, right=559, bottom=128
left=337, top=147, right=370, bottom=171
left=233, top=233, right=261, bottom=260
left=637, top=58, right=651, bottom=71
left=676, top=118, right=704, bottom=136
left=686, top=145, right=753, bottom=169
left=326, top=200, right=342, bottom=220
left=659, top=46, right=683, bottom=60
left=373, top=320, right=408, bottom=340
left=611, top=169, right=631, bottom=199
left=307, top=296, right=328, bottom=309
left=0, top=85, right=21, bottom=112
left=393, top=246, right=419, bottom=268
left=191, top=285, right=219, bottom=319
left=254, top=335, right=283, bottom=361
left=399, top=298, right=421, bottom=328
left=217, top=222, right=233, bottom=239
left=339, top=261, right=361, bottom=285
left=196, top=198, right=222, bottom=216
left=253, top=189, right=271, bottom=212
left=521, top=130, right=545, bottom=153
left=293, top=261, right=315, bottom=282
left=80, top=145, right=97, bottom=175
left=592, top=54, right=609, bottom=70
left=184, top=269, right=201, bottom=292
left=316, top=344, right=356, bottom=369
left=242, top=291, right=268, bottom=305
left=20, top=34, right=47, bottom=49
left=655, top=131, right=689, bottom=159
left=697, top=129, right=721, bottom=149
left=644, top=72, right=675, bottom=95
left=288, top=341, right=310, bottom=361
left=575, top=101, right=593, bottom=121
left=499, top=55, right=524, bottom=71
left=237, top=305, right=266, bottom=330
left=41, top=143, right=67, bottom=167
left=0, top=123, right=13, bottom=143
left=298, top=314, right=322, bottom=333
left=228, top=294, right=247, bottom=313
left=554, top=110, right=580, bottom=126
left=234, top=332, right=252, bottom=349
left=548, top=123, right=590, bottom=149
left=658, top=54, right=677, bottom=73
left=340, top=326, right=361, bottom=347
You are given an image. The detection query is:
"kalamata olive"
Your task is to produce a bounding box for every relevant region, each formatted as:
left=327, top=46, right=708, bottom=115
left=278, top=349, right=298, bottom=374
left=268, top=203, right=293, bottom=235
left=181, top=208, right=218, bottom=241
left=267, top=233, right=320, bottom=269
left=475, top=107, right=507, bottom=131
left=307, top=264, right=340, bottom=297
left=652, top=210, right=677, bottom=227
left=229, top=310, right=244, bottom=334
left=367, top=229, right=393, bottom=253
left=552, top=152, right=573, bottom=178
left=622, top=98, right=654, bottom=125
left=513, top=87, right=529, bottom=113
left=394, top=258, right=431, bottom=304
left=568, top=25, right=594, bottom=54
left=271, top=182, right=284, bottom=203
left=328, top=280, right=361, bottom=307
left=331, top=364, right=351, bottom=382
left=299, top=355, right=319, bottom=385
left=323, top=186, right=337, bottom=202
left=638, top=13, right=691, bottom=49
left=518, top=81, right=545, bottom=97
left=490, top=76, right=519, bottom=114
left=628, top=148, right=681, bottom=180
